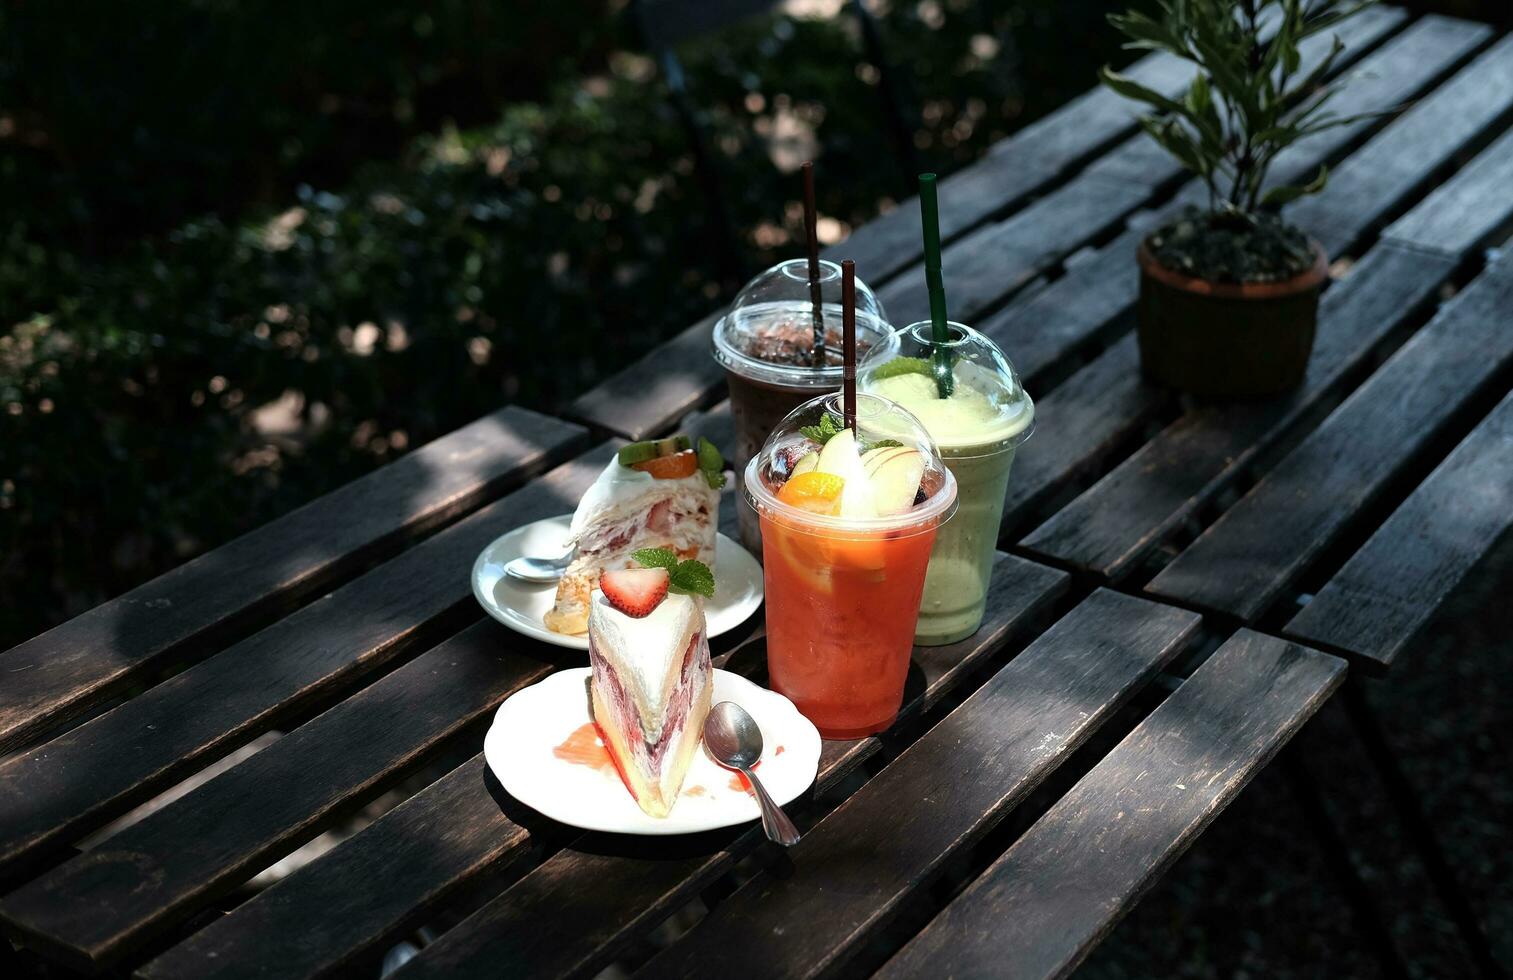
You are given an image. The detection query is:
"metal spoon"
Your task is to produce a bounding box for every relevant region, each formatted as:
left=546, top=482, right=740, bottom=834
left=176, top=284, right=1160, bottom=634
left=703, top=701, right=801, bottom=846
left=503, top=544, right=576, bottom=583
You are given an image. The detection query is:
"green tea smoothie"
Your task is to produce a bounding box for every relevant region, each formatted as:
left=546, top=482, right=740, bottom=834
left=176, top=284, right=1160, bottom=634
left=862, top=322, right=1034, bottom=645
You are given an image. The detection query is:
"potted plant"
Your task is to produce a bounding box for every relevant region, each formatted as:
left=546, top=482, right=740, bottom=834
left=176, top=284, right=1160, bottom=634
left=1100, top=0, right=1377, bottom=397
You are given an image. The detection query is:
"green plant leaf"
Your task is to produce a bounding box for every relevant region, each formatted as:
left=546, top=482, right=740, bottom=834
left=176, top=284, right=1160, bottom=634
left=1286, top=35, right=1345, bottom=106
left=1139, top=116, right=1210, bottom=178
left=1099, top=66, right=1189, bottom=118
left=1184, top=72, right=1226, bottom=150
left=1260, top=164, right=1330, bottom=208
left=1299, top=0, right=1378, bottom=40
left=1108, top=9, right=1189, bottom=57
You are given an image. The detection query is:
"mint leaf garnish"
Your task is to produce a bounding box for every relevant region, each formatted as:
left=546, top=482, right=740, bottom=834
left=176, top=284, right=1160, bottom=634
left=799, top=412, right=845, bottom=445
left=631, top=547, right=679, bottom=571
left=697, top=436, right=726, bottom=490
left=632, top=550, right=714, bottom=597
left=870, top=356, right=932, bottom=380
left=668, top=558, right=715, bottom=598
left=864, top=438, right=904, bottom=451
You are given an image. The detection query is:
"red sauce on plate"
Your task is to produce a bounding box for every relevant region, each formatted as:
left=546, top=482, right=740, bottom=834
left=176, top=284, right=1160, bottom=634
left=554, top=722, right=641, bottom=801
left=728, top=759, right=762, bottom=793
left=553, top=722, right=613, bottom=771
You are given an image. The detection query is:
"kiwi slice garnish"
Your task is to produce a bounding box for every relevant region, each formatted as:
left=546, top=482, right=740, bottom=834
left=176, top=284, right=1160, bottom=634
left=617, top=434, right=692, bottom=468
left=617, top=441, right=662, bottom=466
left=651, top=435, right=692, bottom=456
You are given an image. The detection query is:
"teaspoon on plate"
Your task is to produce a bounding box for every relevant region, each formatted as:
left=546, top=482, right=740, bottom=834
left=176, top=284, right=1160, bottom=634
left=704, top=700, right=801, bottom=846
left=503, top=544, right=577, bottom=583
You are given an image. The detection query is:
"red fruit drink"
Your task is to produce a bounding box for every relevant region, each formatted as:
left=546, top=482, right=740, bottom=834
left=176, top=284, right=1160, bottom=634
left=745, top=392, right=958, bottom=739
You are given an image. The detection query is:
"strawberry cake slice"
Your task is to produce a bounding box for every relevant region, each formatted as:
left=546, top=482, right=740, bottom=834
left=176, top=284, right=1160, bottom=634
left=544, top=436, right=722, bottom=635
left=588, top=568, right=713, bottom=817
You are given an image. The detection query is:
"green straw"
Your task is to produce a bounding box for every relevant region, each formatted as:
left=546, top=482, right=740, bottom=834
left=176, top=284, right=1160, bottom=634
left=918, top=173, right=954, bottom=397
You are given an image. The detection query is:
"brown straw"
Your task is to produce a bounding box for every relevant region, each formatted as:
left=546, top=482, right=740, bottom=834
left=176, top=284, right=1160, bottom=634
left=802, top=161, right=825, bottom=367
left=842, top=259, right=857, bottom=432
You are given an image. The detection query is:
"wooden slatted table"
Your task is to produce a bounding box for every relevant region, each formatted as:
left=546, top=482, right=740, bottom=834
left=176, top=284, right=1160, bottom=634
left=3, top=7, right=1509, bottom=978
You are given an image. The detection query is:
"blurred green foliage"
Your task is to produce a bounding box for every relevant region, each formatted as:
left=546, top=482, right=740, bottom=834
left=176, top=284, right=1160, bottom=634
left=0, top=0, right=1501, bottom=646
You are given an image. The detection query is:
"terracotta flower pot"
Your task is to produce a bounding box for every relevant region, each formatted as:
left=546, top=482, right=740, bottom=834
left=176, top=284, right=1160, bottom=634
left=1135, top=239, right=1329, bottom=398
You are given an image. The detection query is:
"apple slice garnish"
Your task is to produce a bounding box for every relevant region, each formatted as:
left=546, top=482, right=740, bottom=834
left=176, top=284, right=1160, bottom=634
left=814, top=428, right=877, bottom=519
left=862, top=445, right=925, bottom=516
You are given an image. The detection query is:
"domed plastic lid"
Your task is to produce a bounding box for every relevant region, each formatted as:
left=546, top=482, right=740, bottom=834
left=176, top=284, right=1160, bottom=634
left=744, top=391, right=958, bottom=536
left=858, top=320, right=1034, bottom=459
left=712, top=259, right=890, bottom=388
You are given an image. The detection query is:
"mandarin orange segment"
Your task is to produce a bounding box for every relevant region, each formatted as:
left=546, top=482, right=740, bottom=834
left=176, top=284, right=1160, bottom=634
left=777, top=471, right=845, bottom=515
left=631, top=449, right=699, bottom=479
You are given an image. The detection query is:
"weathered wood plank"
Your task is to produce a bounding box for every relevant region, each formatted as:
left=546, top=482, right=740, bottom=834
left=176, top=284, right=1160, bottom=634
left=567, top=312, right=725, bottom=442
left=566, top=5, right=1408, bottom=441
left=976, top=220, right=1148, bottom=390
left=1286, top=388, right=1513, bottom=672
left=0, top=407, right=586, bottom=753
left=139, top=754, right=527, bottom=980
left=0, top=444, right=617, bottom=878
left=999, top=334, right=1171, bottom=536
left=1020, top=241, right=1457, bottom=579
left=877, top=174, right=1151, bottom=328
left=626, top=592, right=1202, bottom=980
left=878, top=631, right=1345, bottom=980
left=1145, top=249, right=1513, bottom=622
left=379, top=557, right=1071, bottom=980
left=147, top=555, right=1068, bottom=980
left=1382, top=121, right=1513, bottom=258
left=1291, top=31, right=1513, bottom=257
left=0, top=620, right=568, bottom=971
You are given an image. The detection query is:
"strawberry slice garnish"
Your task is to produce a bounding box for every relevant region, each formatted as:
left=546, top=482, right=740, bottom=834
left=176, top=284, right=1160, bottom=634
left=600, top=567, right=670, bottom=617
left=631, top=449, right=698, bottom=480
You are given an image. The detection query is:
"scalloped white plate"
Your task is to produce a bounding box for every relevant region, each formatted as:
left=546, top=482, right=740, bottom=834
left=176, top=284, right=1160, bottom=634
left=484, top=668, right=820, bottom=835
left=472, top=515, right=764, bottom=651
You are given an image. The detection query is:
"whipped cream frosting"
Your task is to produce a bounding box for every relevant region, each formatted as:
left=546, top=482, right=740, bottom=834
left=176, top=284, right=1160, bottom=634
left=588, top=591, right=703, bottom=728
left=570, top=456, right=710, bottom=537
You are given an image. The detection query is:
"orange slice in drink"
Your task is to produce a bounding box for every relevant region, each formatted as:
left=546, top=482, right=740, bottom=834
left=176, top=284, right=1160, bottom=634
left=777, top=472, right=845, bottom=515
left=769, top=522, right=836, bottom=596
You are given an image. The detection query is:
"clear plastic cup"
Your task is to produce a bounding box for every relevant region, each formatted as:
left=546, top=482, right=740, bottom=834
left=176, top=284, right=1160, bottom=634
left=745, top=391, right=957, bottom=738
left=859, top=321, right=1034, bottom=645
left=712, top=259, right=889, bottom=556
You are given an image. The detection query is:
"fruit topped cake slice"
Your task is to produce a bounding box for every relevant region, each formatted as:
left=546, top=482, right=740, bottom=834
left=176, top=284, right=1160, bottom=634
left=544, top=435, right=724, bottom=635
left=588, top=556, right=715, bottom=818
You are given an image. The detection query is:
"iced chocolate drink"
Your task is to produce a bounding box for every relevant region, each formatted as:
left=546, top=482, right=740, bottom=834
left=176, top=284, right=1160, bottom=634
left=712, top=259, right=889, bottom=555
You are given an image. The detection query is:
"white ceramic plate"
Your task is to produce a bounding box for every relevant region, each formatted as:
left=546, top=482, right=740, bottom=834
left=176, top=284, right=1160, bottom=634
left=485, top=668, right=820, bottom=835
left=472, top=515, right=764, bottom=650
